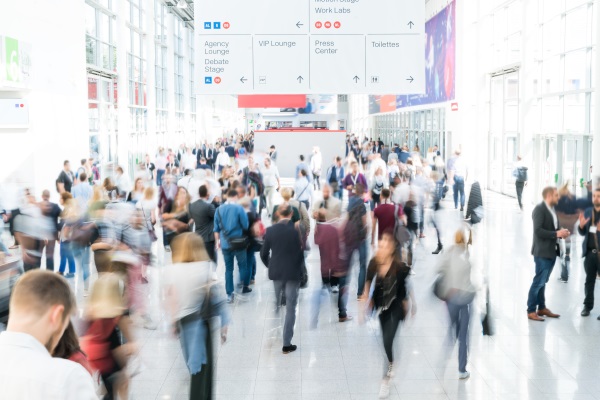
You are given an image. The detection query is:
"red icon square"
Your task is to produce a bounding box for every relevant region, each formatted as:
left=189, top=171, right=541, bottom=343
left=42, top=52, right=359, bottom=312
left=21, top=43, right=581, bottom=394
left=334, top=21, right=341, bottom=29
left=315, top=21, right=322, bottom=29
left=223, top=22, right=230, bottom=29
left=214, top=77, right=222, bottom=84
left=324, top=21, right=332, bottom=29
left=20, top=104, right=24, bottom=108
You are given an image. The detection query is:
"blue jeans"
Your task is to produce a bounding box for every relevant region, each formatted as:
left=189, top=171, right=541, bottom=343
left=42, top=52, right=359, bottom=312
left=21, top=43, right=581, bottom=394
left=72, top=244, right=91, bottom=288
left=246, top=249, right=256, bottom=281
left=453, top=176, right=465, bottom=208
left=58, top=241, right=76, bottom=274
left=156, top=169, right=165, bottom=187
left=527, top=256, right=556, bottom=313
left=223, top=248, right=248, bottom=295
left=446, top=297, right=471, bottom=373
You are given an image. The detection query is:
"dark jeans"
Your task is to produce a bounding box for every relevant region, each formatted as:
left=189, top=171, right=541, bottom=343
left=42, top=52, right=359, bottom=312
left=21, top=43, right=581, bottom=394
left=205, top=240, right=217, bottom=264
left=453, top=176, right=465, bottom=209
left=446, top=292, right=473, bottom=373
left=311, top=276, right=349, bottom=326
left=247, top=249, right=256, bottom=281
left=313, top=173, right=321, bottom=190
left=156, top=169, right=165, bottom=187
left=299, top=200, right=310, bottom=212
left=223, top=248, right=248, bottom=295
left=42, top=238, right=56, bottom=271
left=58, top=241, right=76, bottom=274
left=347, top=239, right=368, bottom=296
left=330, top=182, right=342, bottom=200
left=583, top=252, right=600, bottom=310
left=516, top=181, right=525, bottom=209
left=379, top=301, right=402, bottom=365
left=274, top=280, right=300, bottom=347
left=527, top=256, right=556, bottom=313
left=190, top=320, right=213, bottom=400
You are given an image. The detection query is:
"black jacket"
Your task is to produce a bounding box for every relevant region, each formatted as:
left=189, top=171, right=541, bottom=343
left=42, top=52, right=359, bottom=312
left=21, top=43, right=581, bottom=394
left=188, top=199, right=216, bottom=243
left=577, top=207, right=600, bottom=258
left=260, top=220, right=304, bottom=281
left=531, top=202, right=560, bottom=259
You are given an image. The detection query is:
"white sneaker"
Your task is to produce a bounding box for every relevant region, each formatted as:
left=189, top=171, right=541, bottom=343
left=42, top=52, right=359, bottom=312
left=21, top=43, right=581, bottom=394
left=331, top=285, right=339, bottom=293
left=83, top=289, right=89, bottom=297
left=378, top=379, right=390, bottom=399
left=386, top=362, right=394, bottom=378
left=211, top=271, right=218, bottom=281
left=459, top=371, right=470, bottom=379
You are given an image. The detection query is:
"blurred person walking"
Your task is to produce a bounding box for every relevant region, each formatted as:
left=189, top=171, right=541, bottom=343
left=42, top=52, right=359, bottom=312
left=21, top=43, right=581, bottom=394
left=344, top=183, right=369, bottom=298
left=164, top=233, right=231, bottom=400
left=155, top=148, right=168, bottom=186
left=261, top=157, right=280, bottom=218
left=80, top=273, right=137, bottom=400
left=310, top=146, right=323, bottom=190
left=361, top=232, right=414, bottom=399
left=294, top=169, right=313, bottom=212
left=447, top=150, right=468, bottom=212
left=214, top=189, right=250, bottom=302
left=436, top=229, right=478, bottom=379
left=295, top=154, right=313, bottom=182
left=577, top=188, right=600, bottom=318
left=71, top=173, right=93, bottom=212
left=57, top=193, right=78, bottom=279
left=512, top=155, right=528, bottom=210
left=53, top=322, right=95, bottom=377
left=326, top=157, right=345, bottom=200
left=312, top=183, right=342, bottom=221
left=189, top=185, right=218, bottom=278
left=0, top=270, right=96, bottom=398
left=343, top=161, right=368, bottom=198
left=161, top=186, right=192, bottom=250
left=312, top=211, right=351, bottom=325
left=260, top=204, right=304, bottom=354
left=527, top=187, right=570, bottom=321
left=431, top=157, right=447, bottom=255
left=40, top=189, right=61, bottom=272
left=56, top=160, right=75, bottom=194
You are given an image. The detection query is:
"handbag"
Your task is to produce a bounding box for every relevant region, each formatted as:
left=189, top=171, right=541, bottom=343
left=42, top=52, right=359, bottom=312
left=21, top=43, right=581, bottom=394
left=217, top=207, right=248, bottom=251
left=140, top=207, right=158, bottom=242
left=432, top=273, right=448, bottom=301
left=481, top=286, right=494, bottom=336
left=394, top=205, right=410, bottom=245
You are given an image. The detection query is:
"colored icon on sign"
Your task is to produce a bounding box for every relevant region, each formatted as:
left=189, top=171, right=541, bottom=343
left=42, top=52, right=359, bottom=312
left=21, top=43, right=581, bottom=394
left=334, top=21, right=341, bottom=29
left=315, top=21, right=322, bottom=29
left=213, top=22, right=221, bottom=29
left=205, top=77, right=212, bottom=84
left=214, top=77, right=222, bottom=84
left=223, top=22, right=230, bottom=29
left=14, top=104, right=19, bottom=108
left=20, top=104, right=24, bottom=107
left=324, top=21, right=332, bottom=29
left=204, top=22, right=211, bottom=29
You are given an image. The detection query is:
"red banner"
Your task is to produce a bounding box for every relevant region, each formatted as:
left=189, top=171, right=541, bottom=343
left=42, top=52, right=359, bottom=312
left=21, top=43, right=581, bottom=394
left=238, top=95, right=306, bottom=108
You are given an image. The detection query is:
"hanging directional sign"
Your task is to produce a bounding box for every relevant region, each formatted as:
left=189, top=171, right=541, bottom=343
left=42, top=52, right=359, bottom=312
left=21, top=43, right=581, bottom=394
left=195, top=0, right=425, bottom=94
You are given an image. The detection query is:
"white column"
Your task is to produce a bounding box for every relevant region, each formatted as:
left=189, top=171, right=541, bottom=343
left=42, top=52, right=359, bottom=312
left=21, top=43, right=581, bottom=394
left=594, top=0, right=600, bottom=186
left=115, top=0, right=132, bottom=173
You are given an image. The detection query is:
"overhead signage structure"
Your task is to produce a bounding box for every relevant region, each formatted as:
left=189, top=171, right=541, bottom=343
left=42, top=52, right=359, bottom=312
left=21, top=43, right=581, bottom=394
left=195, top=0, right=425, bottom=95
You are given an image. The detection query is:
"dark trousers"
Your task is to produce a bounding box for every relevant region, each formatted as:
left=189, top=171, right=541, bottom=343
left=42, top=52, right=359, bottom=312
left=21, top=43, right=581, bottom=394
left=190, top=320, right=213, bottom=400
left=313, top=173, right=321, bottom=190
left=453, top=176, right=465, bottom=209
left=42, top=238, right=56, bottom=271
left=156, top=169, right=165, bottom=187
left=516, top=181, right=525, bottom=209
left=58, top=241, right=76, bottom=274
left=379, top=301, right=402, bottom=365
left=527, top=256, right=556, bottom=313
left=247, top=249, right=256, bottom=280
left=299, top=200, right=310, bottom=212
left=205, top=240, right=217, bottom=264
left=583, top=253, right=600, bottom=310
left=560, top=236, right=572, bottom=281
left=311, top=276, right=348, bottom=326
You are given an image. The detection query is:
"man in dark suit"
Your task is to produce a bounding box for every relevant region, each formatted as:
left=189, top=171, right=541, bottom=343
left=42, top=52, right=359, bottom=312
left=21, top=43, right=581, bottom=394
left=260, top=203, right=304, bottom=354
left=527, top=186, right=570, bottom=321
left=577, top=188, right=600, bottom=318
left=189, top=185, right=217, bottom=266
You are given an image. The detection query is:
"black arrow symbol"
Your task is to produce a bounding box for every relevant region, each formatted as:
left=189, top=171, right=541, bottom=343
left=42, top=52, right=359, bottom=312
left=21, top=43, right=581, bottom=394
left=406, top=76, right=414, bottom=83
left=353, top=75, right=360, bottom=83
left=240, top=76, right=247, bottom=83
left=297, top=76, right=304, bottom=83
left=296, top=21, right=304, bottom=28
left=408, top=21, right=414, bottom=29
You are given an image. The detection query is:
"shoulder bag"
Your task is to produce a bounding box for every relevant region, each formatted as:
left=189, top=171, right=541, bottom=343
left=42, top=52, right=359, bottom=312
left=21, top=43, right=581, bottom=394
left=217, top=206, right=248, bottom=251
left=393, top=205, right=410, bottom=245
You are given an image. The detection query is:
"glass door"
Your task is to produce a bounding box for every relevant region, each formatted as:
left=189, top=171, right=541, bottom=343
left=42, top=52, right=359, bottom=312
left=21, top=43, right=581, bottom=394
left=558, top=135, right=592, bottom=197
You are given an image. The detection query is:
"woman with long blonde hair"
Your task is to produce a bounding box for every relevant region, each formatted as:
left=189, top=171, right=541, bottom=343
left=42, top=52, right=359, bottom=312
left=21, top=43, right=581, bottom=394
left=164, top=233, right=230, bottom=400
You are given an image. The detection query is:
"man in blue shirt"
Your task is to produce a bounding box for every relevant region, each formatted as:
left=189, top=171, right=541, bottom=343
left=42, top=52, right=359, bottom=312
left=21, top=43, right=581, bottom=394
left=214, top=189, right=250, bottom=302
left=71, top=173, right=93, bottom=212
left=295, top=155, right=313, bottom=182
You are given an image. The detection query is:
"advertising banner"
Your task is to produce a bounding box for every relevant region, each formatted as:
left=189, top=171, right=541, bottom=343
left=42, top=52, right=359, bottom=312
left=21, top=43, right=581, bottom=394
left=280, top=94, right=338, bottom=114
left=369, top=0, right=455, bottom=114
left=1, top=36, right=32, bottom=86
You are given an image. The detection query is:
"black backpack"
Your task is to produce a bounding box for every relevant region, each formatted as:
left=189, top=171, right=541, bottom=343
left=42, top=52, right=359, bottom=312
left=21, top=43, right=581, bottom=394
left=516, top=167, right=528, bottom=182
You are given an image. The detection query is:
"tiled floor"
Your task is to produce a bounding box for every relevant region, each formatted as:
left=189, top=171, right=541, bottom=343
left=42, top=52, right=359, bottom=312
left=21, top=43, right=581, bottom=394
left=117, top=191, right=600, bottom=399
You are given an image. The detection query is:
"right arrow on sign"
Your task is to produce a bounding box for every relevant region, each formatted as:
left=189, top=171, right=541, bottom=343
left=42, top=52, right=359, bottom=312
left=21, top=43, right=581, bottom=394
left=240, top=76, right=247, bottom=83
left=297, top=76, right=304, bottom=83
left=353, top=76, right=360, bottom=83
left=406, top=76, right=414, bottom=83
left=408, top=21, right=414, bottom=29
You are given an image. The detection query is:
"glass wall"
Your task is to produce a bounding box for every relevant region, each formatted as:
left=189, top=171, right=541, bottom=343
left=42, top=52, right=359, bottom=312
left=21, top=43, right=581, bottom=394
left=155, top=0, right=168, bottom=136
left=85, top=0, right=116, bottom=71
left=372, top=108, right=447, bottom=159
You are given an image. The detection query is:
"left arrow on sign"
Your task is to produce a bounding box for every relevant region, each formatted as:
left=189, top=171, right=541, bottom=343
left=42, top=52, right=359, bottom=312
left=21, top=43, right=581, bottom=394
left=240, top=77, right=248, bottom=83
left=297, top=76, right=304, bottom=83
left=296, top=21, right=304, bottom=28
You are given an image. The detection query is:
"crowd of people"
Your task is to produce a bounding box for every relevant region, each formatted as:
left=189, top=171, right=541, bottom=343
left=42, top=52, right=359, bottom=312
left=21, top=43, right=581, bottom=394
left=1, top=132, right=598, bottom=399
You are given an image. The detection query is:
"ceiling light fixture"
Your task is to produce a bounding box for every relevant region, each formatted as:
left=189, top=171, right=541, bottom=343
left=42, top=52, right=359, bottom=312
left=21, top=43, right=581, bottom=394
left=176, top=0, right=187, bottom=9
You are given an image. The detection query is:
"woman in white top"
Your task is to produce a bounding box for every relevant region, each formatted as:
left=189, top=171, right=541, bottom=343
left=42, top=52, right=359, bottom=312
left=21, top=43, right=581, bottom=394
left=261, top=158, right=280, bottom=217
left=294, top=169, right=313, bottom=212
left=163, top=233, right=230, bottom=399
left=370, top=166, right=387, bottom=211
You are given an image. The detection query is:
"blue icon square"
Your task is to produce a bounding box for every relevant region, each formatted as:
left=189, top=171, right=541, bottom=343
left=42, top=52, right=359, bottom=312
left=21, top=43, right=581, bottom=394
left=204, top=22, right=211, bottom=29
left=205, top=77, right=212, bottom=84
left=213, top=22, right=221, bottom=29
left=14, top=104, right=19, bottom=108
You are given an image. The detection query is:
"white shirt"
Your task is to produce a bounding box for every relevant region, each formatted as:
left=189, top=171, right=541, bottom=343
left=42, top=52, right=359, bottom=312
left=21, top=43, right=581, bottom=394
left=216, top=152, right=230, bottom=167
left=163, top=261, right=212, bottom=321
left=0, top=331, right=97, bottom=400
left=182, top=153, right=197, bottom=171
left=545, top=202, right=558, bottom=230
left=262, top=165, right=280, bottom=187
left=310, top=153, right=323, bottom=173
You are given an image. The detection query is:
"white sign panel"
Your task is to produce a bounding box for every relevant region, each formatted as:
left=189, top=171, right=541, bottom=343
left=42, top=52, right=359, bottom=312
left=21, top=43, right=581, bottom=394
left=195, top=0, right=425, bottom=94
left=0, top=99, right=30, bottom=128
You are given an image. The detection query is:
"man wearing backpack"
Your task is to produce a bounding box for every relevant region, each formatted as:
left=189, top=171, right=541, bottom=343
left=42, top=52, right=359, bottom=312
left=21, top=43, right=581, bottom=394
left=344, top=183, right=369, bottom=298
left=513, top=155, right=529, bottom=211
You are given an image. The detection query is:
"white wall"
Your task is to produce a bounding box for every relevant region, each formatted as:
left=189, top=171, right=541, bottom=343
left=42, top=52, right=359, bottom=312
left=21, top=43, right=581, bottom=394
left=0, top=0, right=88, bottom=201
